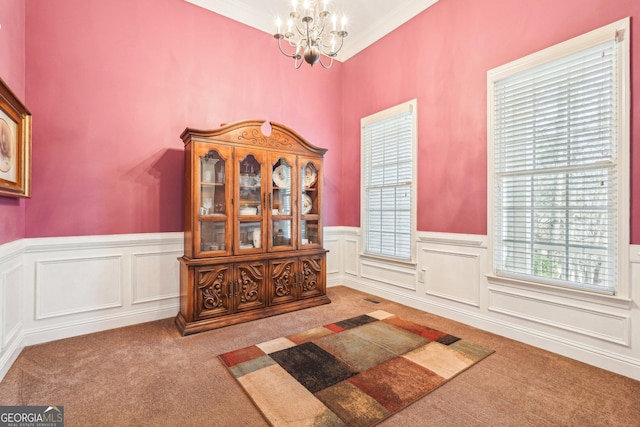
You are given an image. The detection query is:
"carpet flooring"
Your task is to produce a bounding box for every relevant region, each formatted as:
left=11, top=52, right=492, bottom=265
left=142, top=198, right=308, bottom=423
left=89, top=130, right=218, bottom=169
left=0, top=286, right=639, bottom=426
left=219, top=310, right=493, bottom=426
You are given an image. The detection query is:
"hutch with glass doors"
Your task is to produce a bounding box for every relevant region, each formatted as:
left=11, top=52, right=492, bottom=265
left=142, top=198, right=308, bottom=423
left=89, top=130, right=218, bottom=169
left=176, top=120, right=329, bottom=335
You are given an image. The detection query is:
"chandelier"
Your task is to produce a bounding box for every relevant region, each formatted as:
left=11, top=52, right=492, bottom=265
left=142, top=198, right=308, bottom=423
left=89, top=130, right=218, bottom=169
left=274, top=0, right=348, bottom=69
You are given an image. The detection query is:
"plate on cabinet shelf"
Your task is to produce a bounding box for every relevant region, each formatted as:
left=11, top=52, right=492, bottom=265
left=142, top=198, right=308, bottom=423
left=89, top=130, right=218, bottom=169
left=272, top=165, right=289, bottom=188
left=303, top=164, right=317, bottom=188
left=302, top=193, right=312, bottom=214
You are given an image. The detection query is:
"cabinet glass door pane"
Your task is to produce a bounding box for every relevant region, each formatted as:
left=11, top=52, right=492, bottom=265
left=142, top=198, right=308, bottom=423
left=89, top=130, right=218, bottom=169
left=301, top=220, right=319, bottom=245
left=272, top=158, right=291, bottom=215
left=200, top=150, right=226, bottom=216
left=239, top=222, right=262, bottom=250
left=301, top=162, right=318, bottom=215
left=200, top=222, right=226, bottom=251
left=238, top=154, right=262, bottom=216
left=272, top=220, right=292, bottom=247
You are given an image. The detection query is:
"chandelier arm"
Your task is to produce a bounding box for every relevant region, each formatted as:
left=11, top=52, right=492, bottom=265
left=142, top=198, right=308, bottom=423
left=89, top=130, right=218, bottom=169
left=276, top=36, right=301, bottom=59
left=317, top=54, right=333, bottom=69
left=316, top=17, right=327, bottom=37
left=327, top=34, right=346, bottom=55
left=318, top=38, right=339, bottom=55
left=287, top=38, right=298, bottom=48
left=294, top=21, right=309, bottom=38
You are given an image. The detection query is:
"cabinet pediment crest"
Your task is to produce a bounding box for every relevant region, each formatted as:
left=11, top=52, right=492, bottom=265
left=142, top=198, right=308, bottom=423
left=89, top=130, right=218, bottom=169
left=238, top=129, right=293, bottom=149
left=181, top=120, right=327, bottom=155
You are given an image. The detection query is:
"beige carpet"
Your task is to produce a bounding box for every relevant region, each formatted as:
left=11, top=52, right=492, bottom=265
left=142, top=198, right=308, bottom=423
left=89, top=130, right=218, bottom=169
left=0, top=286, right=639, bottom=426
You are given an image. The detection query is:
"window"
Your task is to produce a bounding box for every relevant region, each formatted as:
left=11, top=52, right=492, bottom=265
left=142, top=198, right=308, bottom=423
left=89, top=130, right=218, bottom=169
left=361, top=99, right=417, bottom=261
left=488, top=19, right=629, bottom=296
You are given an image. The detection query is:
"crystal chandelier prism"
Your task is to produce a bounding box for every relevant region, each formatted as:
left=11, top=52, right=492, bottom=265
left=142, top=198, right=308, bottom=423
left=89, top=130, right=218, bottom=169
left=274, top=0, right=348, bottom=69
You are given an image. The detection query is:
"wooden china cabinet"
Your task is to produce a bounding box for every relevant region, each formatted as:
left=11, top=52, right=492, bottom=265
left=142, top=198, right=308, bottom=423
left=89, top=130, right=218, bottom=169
left=176, top=120, right=330, bottom=335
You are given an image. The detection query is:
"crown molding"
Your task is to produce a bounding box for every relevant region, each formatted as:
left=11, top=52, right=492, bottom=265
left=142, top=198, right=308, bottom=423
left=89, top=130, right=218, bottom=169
left=184, top=0, right=439, bottom=62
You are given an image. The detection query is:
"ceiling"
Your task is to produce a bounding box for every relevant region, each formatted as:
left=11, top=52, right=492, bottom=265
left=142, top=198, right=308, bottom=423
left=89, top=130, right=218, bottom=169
left=185, top=0, right=439, bottom=61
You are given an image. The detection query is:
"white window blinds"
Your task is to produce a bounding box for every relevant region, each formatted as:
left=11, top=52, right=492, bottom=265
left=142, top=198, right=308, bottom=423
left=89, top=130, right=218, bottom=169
left=492, top=39, right=621, bottom=294
left=362, top=105, right=415, bottom=260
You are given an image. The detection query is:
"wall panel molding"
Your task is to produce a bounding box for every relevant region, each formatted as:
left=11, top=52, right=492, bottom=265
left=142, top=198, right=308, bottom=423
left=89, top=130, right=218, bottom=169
left=0, top=233, right=183, bottom=381
left=336, top=231, right=640, bottom=380
left=131, top=250, right=182, bottom=304
left=0, top=232, right=638, bottom=383
left=420, top=247, right=481, bottom=307
left=35, top=255, right=123, bottom=319
left=361, top=258, right=417, bottom=291
left=488, top=286, right=630, bottom=345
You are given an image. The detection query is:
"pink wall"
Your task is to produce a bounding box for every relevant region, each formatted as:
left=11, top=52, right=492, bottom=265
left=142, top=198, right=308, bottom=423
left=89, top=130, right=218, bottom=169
left=341, top=0, right=640, bottom=243
left=14, top=0, right=640, bottom=244
left=0, top=0, right=26, bottom=245
left=23, top=0, right=343, bottom=238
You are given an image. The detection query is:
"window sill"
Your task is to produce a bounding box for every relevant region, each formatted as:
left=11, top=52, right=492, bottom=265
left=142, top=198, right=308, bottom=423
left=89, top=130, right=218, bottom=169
left=486, top=273, right=632, bottom=309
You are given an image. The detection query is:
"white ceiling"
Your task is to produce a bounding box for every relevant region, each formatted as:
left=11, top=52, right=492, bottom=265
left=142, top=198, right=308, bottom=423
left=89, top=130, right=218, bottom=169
left=185, top=0, right=439, bottom=61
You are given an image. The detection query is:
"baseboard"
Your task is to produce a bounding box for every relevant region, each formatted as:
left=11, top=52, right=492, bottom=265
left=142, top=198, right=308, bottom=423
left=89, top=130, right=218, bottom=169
left=0, top=328, right=24, bottom=382
left=23, top=303, right=180, bottom=346
left=342, top=276, right=640, bottom=379
left=1, top=230, right=638, bottom=383
left=329, top=229, right=640, bottom=380
left=0, top=232, right=184, bottom=381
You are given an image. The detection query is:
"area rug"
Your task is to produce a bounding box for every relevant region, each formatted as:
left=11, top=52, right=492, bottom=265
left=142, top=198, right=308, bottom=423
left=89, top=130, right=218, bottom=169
left=218, top=310, right=494, bottom=427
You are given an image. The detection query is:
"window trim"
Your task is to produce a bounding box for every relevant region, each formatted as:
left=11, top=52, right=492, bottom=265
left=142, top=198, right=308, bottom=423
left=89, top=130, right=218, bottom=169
left=360, top=99, right=418, bottom=264
left=487, top=18, right=630, bottom=299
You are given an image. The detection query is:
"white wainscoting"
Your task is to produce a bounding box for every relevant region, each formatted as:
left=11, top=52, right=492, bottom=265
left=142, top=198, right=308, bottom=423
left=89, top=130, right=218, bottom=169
left=1, top=229, right=639, bottom=382
left=0, top=240, right=25, bottom=381
left=0, top=233, right=182, bottom=381
left=334, top=227, right=640, bottom=381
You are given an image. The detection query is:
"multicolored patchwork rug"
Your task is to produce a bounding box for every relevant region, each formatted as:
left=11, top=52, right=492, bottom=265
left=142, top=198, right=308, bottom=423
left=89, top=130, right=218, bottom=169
left=218, top=310, right=494, bottom=426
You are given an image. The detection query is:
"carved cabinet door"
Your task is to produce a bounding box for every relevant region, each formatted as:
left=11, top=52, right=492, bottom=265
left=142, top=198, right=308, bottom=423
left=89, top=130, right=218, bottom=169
left=195, top=265, right=233, bottom=320
left=233, top=261, right=267, bottom=312
left=299, top=254, right=325, bottom=300
left=270, top=258, right=298, bottom=305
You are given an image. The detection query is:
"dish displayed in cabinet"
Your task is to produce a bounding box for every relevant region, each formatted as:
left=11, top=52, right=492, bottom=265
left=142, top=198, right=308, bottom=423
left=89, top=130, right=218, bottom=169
left=272, top=165, right=289, bottom=188
left=303, top=164, right=317, bottom=188
left=302, top=193, right=312, bottom=214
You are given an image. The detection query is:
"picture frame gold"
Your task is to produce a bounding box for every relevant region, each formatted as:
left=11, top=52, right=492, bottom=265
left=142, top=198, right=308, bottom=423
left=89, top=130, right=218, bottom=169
left=0, top=77, right=31, bottom=198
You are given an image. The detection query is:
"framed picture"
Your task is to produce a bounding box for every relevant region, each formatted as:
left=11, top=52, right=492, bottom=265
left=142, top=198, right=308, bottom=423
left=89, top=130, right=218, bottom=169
left=0, top=77, right=32, bottom=198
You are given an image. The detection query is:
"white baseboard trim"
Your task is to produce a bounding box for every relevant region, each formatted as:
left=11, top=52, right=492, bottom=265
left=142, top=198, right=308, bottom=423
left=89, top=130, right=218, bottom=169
left=0, top=232, right=184, bottom=381
left=1, top=229, right=639, bottom=383
left=0, top=328, right=24, bottom=382
left=342, top=276, right=640, bottom=380
left=23, top=303, right=180, bottom=347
